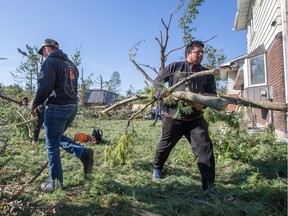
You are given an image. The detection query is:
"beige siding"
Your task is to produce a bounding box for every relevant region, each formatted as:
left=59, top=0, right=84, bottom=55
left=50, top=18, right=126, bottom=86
left=247, top=0, right=282, bottom=52
left=287, top=0, right=288, bottom=30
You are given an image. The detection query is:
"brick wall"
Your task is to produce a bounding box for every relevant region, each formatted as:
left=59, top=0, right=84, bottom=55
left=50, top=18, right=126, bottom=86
left=255, top=33, right=287, bottom=133
left=227, top=93, right=239, bottom=112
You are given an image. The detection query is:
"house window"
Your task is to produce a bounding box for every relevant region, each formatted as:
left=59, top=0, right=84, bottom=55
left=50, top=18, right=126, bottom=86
left=249, top=54, right=266, bottom=85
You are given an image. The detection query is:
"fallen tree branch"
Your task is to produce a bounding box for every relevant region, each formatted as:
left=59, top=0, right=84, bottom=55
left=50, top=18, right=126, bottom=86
left=164, top=92, right=287, bottom=112
left=172, top=91, right=228, bottom=111
left=125, top=69, right=220, bottom=123
left=27, top=161, right=48, bottom=184
left=102, top=69, right=219, bottom=115
left=6, top=161, right=48, bottom=201
left=126, top=99, right=156, bottom=128
left=220, top=96, right=287, bottom=112
left=101, top=69, right=287, bottom=114
left=15, top=118, right=37, bottom=127
left=101, top=94, right=149, bottom=114
left=167, top=68, right=219, bottom=91
left=0, top=94, right=21, bottom=105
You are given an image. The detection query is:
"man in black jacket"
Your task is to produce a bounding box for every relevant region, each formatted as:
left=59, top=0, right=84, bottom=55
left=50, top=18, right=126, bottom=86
left=152, top=40, right=216, bottom=191
left=31, top=39, right=94, bottom=192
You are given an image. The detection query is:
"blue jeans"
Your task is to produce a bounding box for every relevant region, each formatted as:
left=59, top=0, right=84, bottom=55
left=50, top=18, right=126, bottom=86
left=44, top=104, right=86, bottom=189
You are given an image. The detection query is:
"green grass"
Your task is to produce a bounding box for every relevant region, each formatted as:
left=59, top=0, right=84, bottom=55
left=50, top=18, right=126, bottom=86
left=0, top=115, right=287, bottom=215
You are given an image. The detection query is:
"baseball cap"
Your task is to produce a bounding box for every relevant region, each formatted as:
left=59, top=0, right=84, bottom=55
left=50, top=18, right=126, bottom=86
left=37, top=38, right=59, bottom=55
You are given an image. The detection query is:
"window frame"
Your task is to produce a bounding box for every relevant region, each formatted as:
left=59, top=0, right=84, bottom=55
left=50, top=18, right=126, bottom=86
left=248, top=54, right=267, bottom=87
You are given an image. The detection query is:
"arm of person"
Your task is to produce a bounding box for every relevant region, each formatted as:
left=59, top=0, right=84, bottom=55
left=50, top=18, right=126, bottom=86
left=32, top=60, right=56, bottom=109
left=153, top=64, right=174, bottom=99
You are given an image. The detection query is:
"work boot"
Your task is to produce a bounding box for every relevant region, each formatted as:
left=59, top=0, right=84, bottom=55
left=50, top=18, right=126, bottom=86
left=32, top=141, right=38, bottom=148
left=80, top=148, right=94, bottom=174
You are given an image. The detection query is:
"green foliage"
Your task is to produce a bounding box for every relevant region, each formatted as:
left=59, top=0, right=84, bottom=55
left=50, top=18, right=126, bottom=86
left=0, top=85, right=33, bottom=139
left=12, top=45, right=41, bottom=94
left=203, top=44, right=226, bottom=69
left=104, top=129, right=135, bottom=167
left=104, top=71, right=122, bottom=94
left=0, top=116, right=286, bottom=215
left=177, top=100, right=194, bottom=115
left=143, top=86, right=155, bottom=99
left=204, top=108, right=242, bottom=132
left=71, top=45, right=82, bottom=67
left=177, top=0, right=205, bottom=42
left=204, top=108, right=277, bottom=163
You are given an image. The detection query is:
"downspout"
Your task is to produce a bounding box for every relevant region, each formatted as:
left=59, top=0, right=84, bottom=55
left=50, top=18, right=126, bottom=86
left=280, top=0, right=288, bottom=134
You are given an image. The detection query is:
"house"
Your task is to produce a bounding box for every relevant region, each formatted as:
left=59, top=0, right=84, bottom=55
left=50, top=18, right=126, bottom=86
left=84, top=89, right=118, bottom=106
left=221, top=0, right=288, bottom=138
left=220, top=54, right=246, bottom=112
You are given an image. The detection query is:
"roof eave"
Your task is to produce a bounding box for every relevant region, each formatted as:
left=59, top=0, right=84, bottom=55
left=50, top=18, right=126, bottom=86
left=233, top=0, right=252, bottom=31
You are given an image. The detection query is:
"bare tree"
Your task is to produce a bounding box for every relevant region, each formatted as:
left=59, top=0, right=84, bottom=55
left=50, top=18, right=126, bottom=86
left=95, top=75, right=104, bottom=90
left=129, top=13, right=186, bottom=86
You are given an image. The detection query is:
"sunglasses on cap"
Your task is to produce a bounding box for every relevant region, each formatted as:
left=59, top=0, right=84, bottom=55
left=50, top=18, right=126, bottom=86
left=186, top=40, right=205, bottom=48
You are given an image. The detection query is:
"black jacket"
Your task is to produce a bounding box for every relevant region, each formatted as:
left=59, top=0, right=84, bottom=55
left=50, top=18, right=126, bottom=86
left=33, top=50, right=79, bottom=108
left=153, top=61, right=216, bottom=120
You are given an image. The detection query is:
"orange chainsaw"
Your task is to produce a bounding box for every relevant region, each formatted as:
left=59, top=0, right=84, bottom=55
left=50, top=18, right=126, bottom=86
left=73, top=127, right=104, bottom=144
left=74, top=133, right=96, bottom=143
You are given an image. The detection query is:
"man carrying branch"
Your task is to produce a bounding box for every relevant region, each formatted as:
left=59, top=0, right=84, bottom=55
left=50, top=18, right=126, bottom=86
left=152, top=40, right=216, bottom=191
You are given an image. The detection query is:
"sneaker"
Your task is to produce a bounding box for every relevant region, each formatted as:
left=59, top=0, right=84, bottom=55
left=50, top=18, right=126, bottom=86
left=32, top=141, right=38, bottom=148
left=80, top=148, right=94, bottom=174
left=152, top=168, right=161, bottom=180
left=40, top=182, right=55, bottom=192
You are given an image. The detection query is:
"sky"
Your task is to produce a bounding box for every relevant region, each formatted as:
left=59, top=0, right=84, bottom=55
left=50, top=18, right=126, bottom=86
left=0, top=0, right=246, bottom=95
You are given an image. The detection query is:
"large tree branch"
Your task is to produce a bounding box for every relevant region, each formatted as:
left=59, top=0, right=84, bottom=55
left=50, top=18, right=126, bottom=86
left=166, top=45, right=186, bottom=57
left=220, top=96, right=287, bottom=112
left=172, top=91, right=228, bottom=111
left=129, top=47, right=154, bottom=84
left=0, top=94, right=21, bottom=105
left=101, top=94, right=149, bottom=114
left=138, top=63, right=158, bottom=75
left=101, top=68, right=287, bottom=114
left=167, top=69, right=219, bottom=91
left=102, top=69, right=219, bottom=114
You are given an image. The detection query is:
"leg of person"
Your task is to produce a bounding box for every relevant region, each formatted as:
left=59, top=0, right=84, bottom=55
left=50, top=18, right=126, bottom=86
left=60, top=135, right=94, bottom=174
left=42, top=105, right=68, bottom=191
left=186, top=118, right=215, bottom=191
left=153, top=117, right=184, bottom=179
left=32, top=109, right=44, bottom=144
left=59, top=104, right=94, bottom=174
left=152, top=112, right=158, bottom=126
